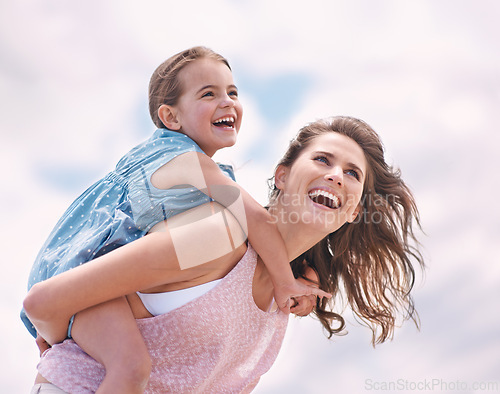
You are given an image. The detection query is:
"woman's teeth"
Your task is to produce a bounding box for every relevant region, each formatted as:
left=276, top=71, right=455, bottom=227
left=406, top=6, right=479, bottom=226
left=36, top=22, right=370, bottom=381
left=308, top=189, right=340, bottom=209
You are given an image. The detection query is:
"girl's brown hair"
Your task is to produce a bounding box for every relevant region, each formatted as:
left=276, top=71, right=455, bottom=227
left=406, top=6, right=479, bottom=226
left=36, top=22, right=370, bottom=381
left=270, top=116, right=424, bottom=345
left=148, top=46, right=231, bottom=128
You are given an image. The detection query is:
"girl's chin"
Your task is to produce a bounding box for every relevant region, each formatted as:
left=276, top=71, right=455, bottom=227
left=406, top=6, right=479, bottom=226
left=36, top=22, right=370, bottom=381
left=215, top=136, right=237, bottom=149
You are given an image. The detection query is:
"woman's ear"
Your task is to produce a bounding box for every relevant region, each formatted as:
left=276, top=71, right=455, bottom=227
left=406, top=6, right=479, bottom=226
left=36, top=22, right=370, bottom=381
left=274, top=164, right=288, bottom=190
left=158, top=104, right=181, bottom=130
left=347, top=203, right=362, bottom=223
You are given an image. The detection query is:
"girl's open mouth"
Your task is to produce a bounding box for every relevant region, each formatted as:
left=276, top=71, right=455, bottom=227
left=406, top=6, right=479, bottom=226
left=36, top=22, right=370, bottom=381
left=213, top=117, right=235, bottom=129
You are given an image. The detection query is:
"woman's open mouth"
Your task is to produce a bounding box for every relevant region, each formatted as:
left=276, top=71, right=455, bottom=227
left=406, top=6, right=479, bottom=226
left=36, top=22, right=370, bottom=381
left=213, top=117, right=235, bottom=129
left=308, top=189, right=341, bottom=209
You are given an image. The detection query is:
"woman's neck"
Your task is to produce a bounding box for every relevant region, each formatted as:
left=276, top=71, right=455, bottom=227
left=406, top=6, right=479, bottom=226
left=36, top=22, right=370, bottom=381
left=269, top=205, right=327, bottom=262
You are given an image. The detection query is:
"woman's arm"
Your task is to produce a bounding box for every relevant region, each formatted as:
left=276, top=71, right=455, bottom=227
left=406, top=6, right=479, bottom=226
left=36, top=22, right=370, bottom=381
left=23, top=202, right=246, bottom=344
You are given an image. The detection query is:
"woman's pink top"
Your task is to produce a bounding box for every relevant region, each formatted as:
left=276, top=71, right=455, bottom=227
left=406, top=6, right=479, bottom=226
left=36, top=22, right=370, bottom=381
left=37, top=245, right=289, bottom=393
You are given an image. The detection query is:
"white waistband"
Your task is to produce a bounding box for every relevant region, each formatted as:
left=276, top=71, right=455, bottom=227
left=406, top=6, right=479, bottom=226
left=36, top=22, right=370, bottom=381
left=136, top=279, right=222, bottom=316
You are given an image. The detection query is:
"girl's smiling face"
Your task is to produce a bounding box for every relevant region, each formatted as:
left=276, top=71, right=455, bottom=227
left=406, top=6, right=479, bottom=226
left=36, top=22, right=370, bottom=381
left=166, top=58, right=243, bottom=157
left=275, top=132, right=367, bottom=235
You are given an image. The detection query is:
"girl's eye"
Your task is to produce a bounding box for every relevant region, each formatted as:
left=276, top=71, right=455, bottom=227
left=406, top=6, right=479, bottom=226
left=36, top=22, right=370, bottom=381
left=229, top=90, right=238, bottom=97
left=201, top=91, right=214, bottom=98
left=314, top=155, right=329, bottom=165
left=346, top=169, right=360, bottom=180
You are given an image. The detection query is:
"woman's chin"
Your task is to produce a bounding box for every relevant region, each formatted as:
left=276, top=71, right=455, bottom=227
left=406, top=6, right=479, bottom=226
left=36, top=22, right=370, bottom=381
left=284, top=207, right=342, bottom=235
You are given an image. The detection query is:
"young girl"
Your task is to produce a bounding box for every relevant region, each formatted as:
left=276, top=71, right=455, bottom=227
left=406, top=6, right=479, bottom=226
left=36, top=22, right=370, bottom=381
left=21, top=46, right=329, bottom=393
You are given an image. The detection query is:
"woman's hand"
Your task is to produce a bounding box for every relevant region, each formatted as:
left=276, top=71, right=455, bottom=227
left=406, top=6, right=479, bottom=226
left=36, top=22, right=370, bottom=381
left=35, top=334, right=51, bottom=356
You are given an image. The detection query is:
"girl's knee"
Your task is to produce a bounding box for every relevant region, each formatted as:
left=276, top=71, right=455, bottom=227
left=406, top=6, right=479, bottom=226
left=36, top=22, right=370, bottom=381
left=105, top=353, right=152, bottom=391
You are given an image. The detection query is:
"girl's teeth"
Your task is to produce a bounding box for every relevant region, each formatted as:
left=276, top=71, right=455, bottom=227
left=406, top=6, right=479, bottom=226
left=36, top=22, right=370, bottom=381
left=214, top=117, right=234, bottom=124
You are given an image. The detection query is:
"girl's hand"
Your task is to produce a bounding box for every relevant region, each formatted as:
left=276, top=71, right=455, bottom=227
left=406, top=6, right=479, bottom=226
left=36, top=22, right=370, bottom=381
left=290, top=294, right=317, bottom=317
left=279, top=264, right=326, bottom=316
left=274, top=265, right=330, bottom=314
left=274, top=280, right=330, bottom=314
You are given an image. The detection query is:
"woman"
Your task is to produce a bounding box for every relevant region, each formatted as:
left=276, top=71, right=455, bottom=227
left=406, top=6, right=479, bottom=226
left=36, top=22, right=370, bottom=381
left=24, top=116, right=424, bottom=393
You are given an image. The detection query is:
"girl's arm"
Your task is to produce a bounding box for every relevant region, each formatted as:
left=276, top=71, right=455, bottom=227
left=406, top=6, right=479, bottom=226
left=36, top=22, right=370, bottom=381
left=150, top=152, right=331, bottom=311
left=290, top=265, right=321, bottom=317
left=23, top=202, right=246, bottom=344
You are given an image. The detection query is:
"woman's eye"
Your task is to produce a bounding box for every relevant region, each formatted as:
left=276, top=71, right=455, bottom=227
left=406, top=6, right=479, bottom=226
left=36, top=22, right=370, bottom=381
left=314, top=156, right=329, bottom=165
left=346, top=169, right=360, bottom=180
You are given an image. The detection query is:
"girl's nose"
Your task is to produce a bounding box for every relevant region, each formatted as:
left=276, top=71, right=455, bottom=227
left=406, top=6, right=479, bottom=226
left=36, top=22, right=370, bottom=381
left=220, top=94, right=235, bottom=108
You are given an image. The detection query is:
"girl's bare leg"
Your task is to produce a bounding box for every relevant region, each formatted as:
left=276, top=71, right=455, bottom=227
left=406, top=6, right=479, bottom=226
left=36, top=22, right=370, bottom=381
left=70, top=297, right=151, bottom=393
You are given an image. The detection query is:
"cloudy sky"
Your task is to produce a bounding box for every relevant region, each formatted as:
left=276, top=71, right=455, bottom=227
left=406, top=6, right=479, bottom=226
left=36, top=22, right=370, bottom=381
left=2, top=1, right=499, bottom=392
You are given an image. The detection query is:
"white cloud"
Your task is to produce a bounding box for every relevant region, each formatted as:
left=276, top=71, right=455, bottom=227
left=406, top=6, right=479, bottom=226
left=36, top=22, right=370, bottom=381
left=2, top=1, right=500, bottom=392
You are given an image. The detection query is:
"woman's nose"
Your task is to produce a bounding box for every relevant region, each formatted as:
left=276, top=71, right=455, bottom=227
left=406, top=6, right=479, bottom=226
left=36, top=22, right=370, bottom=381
left=325, top=167, right=343, bottom=186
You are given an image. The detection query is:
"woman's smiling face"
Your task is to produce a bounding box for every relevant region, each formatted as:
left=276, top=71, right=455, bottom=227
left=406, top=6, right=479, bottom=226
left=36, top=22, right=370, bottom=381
left=275, top=132, right=367, bottom=235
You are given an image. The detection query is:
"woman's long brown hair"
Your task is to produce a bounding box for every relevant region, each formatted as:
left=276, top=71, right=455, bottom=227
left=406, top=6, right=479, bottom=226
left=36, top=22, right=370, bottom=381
left=269, top=116, right=425, bottom=345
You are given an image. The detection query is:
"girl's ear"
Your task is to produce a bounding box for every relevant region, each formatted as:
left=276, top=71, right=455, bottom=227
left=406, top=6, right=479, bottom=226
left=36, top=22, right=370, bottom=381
left=274, top=164, right=288, bottom=190
left=158, top=104, right=181, bottom=130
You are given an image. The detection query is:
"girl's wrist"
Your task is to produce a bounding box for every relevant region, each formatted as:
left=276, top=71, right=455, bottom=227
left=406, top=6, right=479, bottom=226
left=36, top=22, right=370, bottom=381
left=271, top=273, right=297, bottom=290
